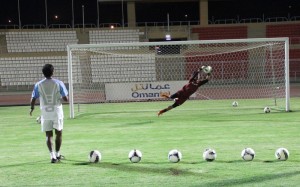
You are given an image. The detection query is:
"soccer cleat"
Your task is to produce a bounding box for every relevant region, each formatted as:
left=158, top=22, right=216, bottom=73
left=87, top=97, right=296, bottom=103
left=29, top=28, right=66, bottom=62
left=56, top=155, right=65, bottom=161
left=51, top=158, right=58, bottom=163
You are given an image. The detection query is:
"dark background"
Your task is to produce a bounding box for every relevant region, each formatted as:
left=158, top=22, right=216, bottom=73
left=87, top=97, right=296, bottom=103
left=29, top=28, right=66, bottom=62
left=0, top=0, right=299, bottom=26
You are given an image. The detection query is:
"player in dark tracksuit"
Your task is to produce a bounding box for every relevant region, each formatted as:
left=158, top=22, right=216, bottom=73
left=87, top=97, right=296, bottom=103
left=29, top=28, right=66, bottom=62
left=157, top=68, right=211, bottom=116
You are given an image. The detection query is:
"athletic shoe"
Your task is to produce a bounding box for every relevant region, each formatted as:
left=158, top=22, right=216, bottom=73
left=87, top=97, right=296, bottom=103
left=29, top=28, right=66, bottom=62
left=51, top=158, right=58, bottom=163
left=56, top=155, right=65, bottom=161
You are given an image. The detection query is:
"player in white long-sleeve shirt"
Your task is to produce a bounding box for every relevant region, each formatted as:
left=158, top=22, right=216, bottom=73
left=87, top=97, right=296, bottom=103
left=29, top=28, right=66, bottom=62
left=30, top=64, right=68, bottom=163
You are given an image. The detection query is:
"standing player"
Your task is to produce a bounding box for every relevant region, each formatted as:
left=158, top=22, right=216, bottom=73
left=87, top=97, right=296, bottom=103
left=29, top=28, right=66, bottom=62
left=158, top=67, right=211, bottom=116
left=29, top=64, right=68, bottom=163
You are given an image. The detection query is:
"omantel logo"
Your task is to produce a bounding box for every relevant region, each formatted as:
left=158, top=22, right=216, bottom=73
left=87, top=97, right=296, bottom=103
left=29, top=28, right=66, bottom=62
left=131, top=83, right=170, bottom=98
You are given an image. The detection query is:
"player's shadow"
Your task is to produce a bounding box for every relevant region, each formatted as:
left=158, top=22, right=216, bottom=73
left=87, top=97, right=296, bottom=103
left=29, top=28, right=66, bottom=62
left=71, top=160, right=201, bottom=176
left=114, top=120, right=154, bottom=127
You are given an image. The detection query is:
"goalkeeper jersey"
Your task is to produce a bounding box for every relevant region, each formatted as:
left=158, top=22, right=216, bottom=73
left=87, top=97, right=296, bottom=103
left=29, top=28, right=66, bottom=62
left=32, top=78, right=68, bottom=120
left=173, top=71, right=209, bottom=105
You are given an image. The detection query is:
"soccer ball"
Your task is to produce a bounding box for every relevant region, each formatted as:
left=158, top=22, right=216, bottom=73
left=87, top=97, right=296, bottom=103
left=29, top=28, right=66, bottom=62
left=36, top=116, right=41, bottom=124
left=203, top=148, right=217, bottom=162
left=241, top=148, right=255, bottom=161
left=275, top=148, right=289, bottom=161
left=128, top=149, right=142, bottom=163
left=202, top=66, right=212, bottom=74
left=89, top=150, right=101, bottom=163
left=264, top=106, right=271, bottom=113
left=168, top=149, right=182, bottom=163
left=232, top=101, right=238, bottom=107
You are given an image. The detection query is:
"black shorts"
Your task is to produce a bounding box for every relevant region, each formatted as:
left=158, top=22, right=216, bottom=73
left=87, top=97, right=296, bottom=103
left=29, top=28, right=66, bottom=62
left=170, top=93, right=179, bottom=99
left=170, top=92, right=188, bottom=107
left=170, top=93, right=179, bottom=108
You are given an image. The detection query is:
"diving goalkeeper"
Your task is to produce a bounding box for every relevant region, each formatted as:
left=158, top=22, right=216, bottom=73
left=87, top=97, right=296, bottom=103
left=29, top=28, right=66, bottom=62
left=157, top=68, right=211, bottom=116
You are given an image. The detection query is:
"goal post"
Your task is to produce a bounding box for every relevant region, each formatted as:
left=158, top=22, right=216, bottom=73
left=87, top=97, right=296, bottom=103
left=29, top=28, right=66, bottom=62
left=67, top=38, right=290, bottom=118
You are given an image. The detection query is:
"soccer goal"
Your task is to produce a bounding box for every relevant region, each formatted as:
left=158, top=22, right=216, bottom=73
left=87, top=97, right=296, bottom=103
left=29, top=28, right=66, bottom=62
left=67, top=38, right=290, bottom=118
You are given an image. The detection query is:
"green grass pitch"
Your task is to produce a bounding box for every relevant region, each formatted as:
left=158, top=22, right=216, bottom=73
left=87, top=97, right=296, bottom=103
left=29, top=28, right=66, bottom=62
left=0, top=98, right=299, bottom=186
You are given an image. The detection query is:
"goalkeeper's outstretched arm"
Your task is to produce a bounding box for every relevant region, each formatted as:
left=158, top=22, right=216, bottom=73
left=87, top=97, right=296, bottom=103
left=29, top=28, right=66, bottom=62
left=189, top=68, right=202, bottom=83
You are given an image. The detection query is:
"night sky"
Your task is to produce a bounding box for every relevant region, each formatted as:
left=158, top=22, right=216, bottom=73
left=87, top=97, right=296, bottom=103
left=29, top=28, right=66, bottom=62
left=0, top=0, right=299, bottom=27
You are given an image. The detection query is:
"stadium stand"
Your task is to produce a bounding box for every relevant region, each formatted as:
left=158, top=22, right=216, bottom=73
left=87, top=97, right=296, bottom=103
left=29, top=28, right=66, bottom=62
left=184, top=51, right=249, bottom=80
left=0, top=28, right=147, bottom=91
left=6, top=31, right=78, bottom=52
left=0, top=56, right=67, bottom=87
left=90, top=54, right=156, bottom=83
left=0, top=21, right=299, bottom=94
left=266, top=23, right=300, bottom=81
left=289, top=49, right=300, bottom=81
left=89, top=29, right=143, bottom=44
left=191, top=23, right=300, bottom=82
left=266, top=24, right=300, bottom=44
left=192, top=26, right=248, bottom=40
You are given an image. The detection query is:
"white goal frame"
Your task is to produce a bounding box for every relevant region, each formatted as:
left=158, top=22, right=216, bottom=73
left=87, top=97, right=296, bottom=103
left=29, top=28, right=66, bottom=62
left=67, top=38, right=290, bottom=118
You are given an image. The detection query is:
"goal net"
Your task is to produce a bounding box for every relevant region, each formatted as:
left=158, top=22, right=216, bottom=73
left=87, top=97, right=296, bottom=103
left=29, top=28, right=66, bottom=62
left=67, top=38, right=290, bottom=118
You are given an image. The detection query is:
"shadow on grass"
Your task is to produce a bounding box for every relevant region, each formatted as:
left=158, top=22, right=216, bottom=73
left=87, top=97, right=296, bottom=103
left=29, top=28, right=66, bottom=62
left=216, top=159, right=299, bottom=164
left=75, top=110, right=155, bottom=118
left=70, top=159, right=202, bottom=176
left=195, top=170, right=300, bottom=187
left=71, top=159, right=299, bottom=178
left=116, top=120, right=154, bottom=126
left=0, top=160, right=50, bottom=168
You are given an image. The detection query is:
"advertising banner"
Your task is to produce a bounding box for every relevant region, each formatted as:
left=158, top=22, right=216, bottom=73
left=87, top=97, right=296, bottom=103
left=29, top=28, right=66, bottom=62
left=105, top=81, right=192, bottom=100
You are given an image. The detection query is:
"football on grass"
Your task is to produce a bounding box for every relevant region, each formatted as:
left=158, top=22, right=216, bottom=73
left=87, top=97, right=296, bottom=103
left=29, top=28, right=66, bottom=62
left=203, top=148, right=217, bottom=162
left=89, top=150, right=101, bottom=163
left=275, top=148, right=289, bottom=161
left=202, top=66, right=212, bottom=74
left=232, top=101, right=238, bottom=107
left=241, top=148, right=255, bottom=161
left=264, top=106, right=271, bottom=113
left=168, top=149, right=182, bottom=163
left=128, top=149, right=142, bottom=163
left=36, top=116, right=41, bottom=124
